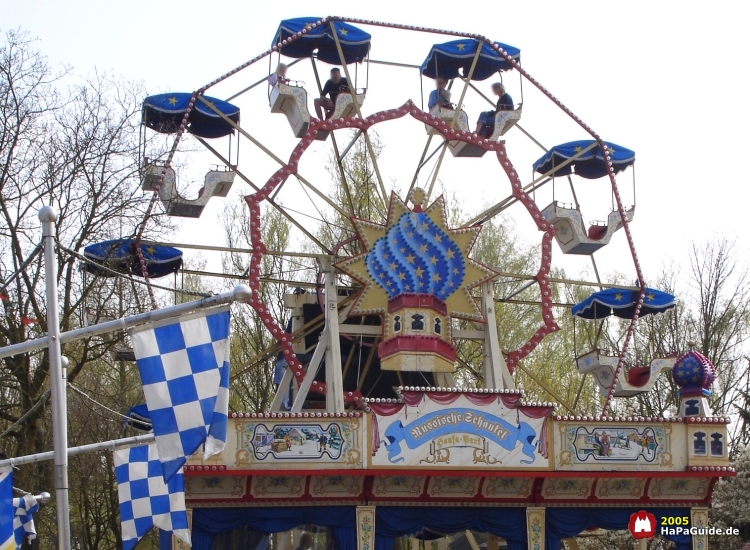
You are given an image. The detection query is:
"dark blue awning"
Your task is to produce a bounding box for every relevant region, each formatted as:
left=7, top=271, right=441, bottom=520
left=142, top=93, right=240, bottom=139
left=273, top=17, right=371, bottom=64
left=572, top=288, right=676, bottom=320
left=421, top=39, right=520, bottom=81
left=533, top=140, right=635, bottom=180
left=83, top=239, right=183, bottom=279
left=124, top=403, right=152, bottom=432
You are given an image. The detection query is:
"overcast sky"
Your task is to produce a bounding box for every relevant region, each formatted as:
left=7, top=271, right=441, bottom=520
left=4, top=1, right=749, bottom=289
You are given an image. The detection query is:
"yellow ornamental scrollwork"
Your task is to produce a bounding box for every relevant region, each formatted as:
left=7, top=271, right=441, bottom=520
left=235, top=448, right=251, bottom=466
left=346, top=448, right=362, bottom=466
left=659, top=451, right=673, bottom=467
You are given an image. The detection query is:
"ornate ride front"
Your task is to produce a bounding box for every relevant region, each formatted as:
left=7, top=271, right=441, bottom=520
left=131, top=15, right=738, bottom=550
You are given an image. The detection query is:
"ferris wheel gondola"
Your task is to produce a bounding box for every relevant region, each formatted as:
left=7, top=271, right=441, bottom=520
left=269, top=17, right=370, bottom=139
left=141, top=160, right=236, bottom=219
left=537, top=140, right=636, bottom=255
left=420, top=38, right=522, bottom=157
left=571, top=287, right=677, bottom=397
left=140, top=93, right=240, bottom=218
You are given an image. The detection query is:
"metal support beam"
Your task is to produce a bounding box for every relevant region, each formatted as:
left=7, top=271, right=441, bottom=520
left=321, top=257, right=345, bottom=412
left=291, top=328, right=328, bottom=413
left=465, top=141, right=599, bottom=227
left=408, top=135, right=434, bottom=196
left=426, top=142, right=448, bottom=201
left=196, top=96, right=350, bottom=219
left=309, top=57, right=357, bottom=217
left=337, top=129, right=363, bottom=162
left=499, top=279, right=537, bottom=302
left=481, top=282, right=514, bottom=390
left=417, top=142, right=444, bottom=172
left=270, top=367, right=295, bottom=412
left=450, top=45, right=482, bottom=130
left=270, top=292, right=320, bottom=411
left=368, top=59, right=420, bottom=69
left=426, top=48, right=480, bottom=204
left=329, top=22, right=389, bottom=204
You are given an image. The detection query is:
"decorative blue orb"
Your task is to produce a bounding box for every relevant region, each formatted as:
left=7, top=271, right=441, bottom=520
left=672, top=348, right=716, bottom=398
left=365, top=212, right=465, bottom=300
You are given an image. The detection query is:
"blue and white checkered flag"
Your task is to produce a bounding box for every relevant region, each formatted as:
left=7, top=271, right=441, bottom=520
left=114, top=444, right=190, bottom=549
left=12, top=495, right=40, bottom=547
left=129, top=306, right=230, bottom=481
left=0, top=467, right=41, bottom=550
left=1, top=466, right=14, bottom=550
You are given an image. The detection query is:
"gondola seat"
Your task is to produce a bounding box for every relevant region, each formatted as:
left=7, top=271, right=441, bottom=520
left=314, top=92, right=366, bottom=141
left=576, top=349, right=677, bottom=398
left=141, top=163, right=235, bottom=218
left=271, top=83, right=311, bottom=138
left=541, top=201, right=635, bottom=255
left=425, top=105, right=486, bottom=158
left=487, top=108, right=522, bottom=140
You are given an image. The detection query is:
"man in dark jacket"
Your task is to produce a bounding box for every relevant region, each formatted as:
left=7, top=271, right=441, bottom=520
left=314, top=68, right=350, bottom=119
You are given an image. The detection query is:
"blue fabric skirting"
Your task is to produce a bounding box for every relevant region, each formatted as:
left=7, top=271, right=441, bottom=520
left=189, top=505, right=693, bottom=550
left=545, top=507, right=692, bottom=550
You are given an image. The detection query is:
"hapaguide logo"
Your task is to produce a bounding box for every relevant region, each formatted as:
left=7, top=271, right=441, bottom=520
left=628, top=511, right=657, bottom=540
left=629, top=510, right=741, bottom=539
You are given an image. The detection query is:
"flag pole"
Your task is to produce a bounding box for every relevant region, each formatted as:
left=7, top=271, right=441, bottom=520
left=0, top=433, right=156, bottom=469
left=39, top=205, right=71, bottom=550
left=0, top=285, right=252, bottom=361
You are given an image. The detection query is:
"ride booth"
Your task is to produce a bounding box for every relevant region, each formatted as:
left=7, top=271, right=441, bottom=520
left=147, top=195, right=724, bottom=550
left=173, top=375, right=726, bottom=550
left=167, top=189, right=729, bottom=550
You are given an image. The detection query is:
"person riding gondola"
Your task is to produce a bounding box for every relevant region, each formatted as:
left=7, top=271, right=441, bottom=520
left=314, top=68, right=350, bottom=120
left=475, top=82, right=513, bottom=137
left=428, top=76, right=453, bottom=110
left=268, top=63, right=289, bottom=87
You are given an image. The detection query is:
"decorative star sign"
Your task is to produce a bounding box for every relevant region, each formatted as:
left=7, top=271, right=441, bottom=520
left=168, top=97, right=178, bottom=106
left=336, top=188, right=498, bottom=321
left=457, top=43, right=466, bottom=51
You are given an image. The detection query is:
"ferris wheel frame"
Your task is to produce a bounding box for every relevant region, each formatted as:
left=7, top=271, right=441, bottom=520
left=135, top=16, right=645, bottom=416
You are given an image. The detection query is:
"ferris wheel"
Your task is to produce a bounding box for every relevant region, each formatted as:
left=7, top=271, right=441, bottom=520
left=93, top=16, right=678, bottom=418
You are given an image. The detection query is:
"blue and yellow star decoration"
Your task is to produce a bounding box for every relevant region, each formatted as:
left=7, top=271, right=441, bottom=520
left=336, top=190, right=497, bottom=321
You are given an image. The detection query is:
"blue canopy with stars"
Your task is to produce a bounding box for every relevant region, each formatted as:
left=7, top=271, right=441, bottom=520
left=272, top=17, right=371, bottom=64
left=83, top=239, right=183, bottom=279
left=532, top=140, right=635, bottom=180
left=571, top=287, right=676, bottom=320
left=142, top=93, right=240, bottom=139
left=420, top=38, right=520, bottom=81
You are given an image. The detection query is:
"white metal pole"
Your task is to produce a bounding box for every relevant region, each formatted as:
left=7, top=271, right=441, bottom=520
left=0, top=433, right=156, bottom=469
left=39, top=205, right=71, bottom=550
left=0, top=284, right=253, bottom=360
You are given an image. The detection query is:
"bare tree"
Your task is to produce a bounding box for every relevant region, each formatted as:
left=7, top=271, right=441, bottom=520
left=0, top=30, right=164, bottom=548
